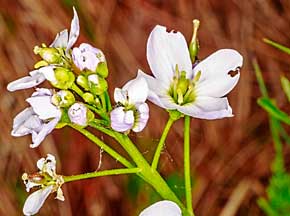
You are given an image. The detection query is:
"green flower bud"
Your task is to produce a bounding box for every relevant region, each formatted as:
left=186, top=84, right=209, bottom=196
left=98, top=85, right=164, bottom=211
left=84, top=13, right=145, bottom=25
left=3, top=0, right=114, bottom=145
left=52, top=68, right=75, bottom=89
left=34, top=46, right=61, bottom=64
left=88, top=74, right=108, bottom=95
left=52, top=90, right=75, bottom=108
left=76, top=75, right=90, bottom=90
left=189, top=19, right=200, bottom=62
left=83, top=92, right=95, bottom=104
left=96, top=62, right=109, bottom=78
left=34, top=60, right=49, bottom=69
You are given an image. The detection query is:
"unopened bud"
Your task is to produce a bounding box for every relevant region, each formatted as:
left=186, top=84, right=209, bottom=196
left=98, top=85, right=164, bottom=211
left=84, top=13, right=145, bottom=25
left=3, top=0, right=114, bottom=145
left=76, top=75, right=89, bottom=90
left=96, top=62, right=108, bottom=78
left=53, top=68, right=75, bottom=89
left=88, top=75, right=108, bottom=95
left=34, top=46, right=61, bottom=64
left=83, top=92, right=95, bottom=104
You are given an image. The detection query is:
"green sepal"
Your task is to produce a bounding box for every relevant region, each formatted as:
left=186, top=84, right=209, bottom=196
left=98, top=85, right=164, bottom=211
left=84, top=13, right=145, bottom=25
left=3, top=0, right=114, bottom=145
left=168, top=110, right=183, bottom=120
left=96, top=62, right=109, bottom=78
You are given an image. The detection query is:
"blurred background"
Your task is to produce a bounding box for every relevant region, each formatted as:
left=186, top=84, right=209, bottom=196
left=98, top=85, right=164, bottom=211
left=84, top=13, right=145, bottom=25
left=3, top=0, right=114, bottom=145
left=0, top=0, right=290, bottom=215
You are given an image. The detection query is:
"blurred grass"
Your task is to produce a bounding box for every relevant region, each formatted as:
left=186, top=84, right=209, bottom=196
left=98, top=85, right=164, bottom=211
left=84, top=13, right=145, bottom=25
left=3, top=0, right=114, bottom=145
left=0, top=0, right=290, bottom=215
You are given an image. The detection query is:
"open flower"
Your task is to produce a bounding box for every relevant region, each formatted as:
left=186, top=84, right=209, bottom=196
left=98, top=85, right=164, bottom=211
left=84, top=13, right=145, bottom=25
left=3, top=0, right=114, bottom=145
left=110, top=74, right=149, bottom=132
left=22, top=154, right=64, bottom=216
left=11, top=88, right=62, bottom=148
left=139, top=200, right=181, bottom=216
left=7, top=8, right=79, bottom=92
left=139, top=25, right=243, bottom=119
left=72, top=43, right=106, bottom=72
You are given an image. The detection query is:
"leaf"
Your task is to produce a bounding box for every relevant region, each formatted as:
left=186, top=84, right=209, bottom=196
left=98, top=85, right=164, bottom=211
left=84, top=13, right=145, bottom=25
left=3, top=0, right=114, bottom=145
left=252, top=60, right=269, bottom=98
left=281, top=76, right=290, bottom=102
left=263, top=38, right=290, bottom=55
left=258, top=97, right=290, bottom=125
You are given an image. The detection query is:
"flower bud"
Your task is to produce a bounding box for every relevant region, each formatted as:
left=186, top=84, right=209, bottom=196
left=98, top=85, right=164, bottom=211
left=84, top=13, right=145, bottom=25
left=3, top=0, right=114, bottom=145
left=51, top=90, right=75, bottom=108
left=52, top=68, right=75, bottom=89
left=68, top=103, right=93, bottom=126
left=76, top=75, right=89, bottom=90
left=34, top=46, right=61, bottom=64
left=189, top=19, right=200, bottom=62
left=83, top=92, right=95, bottom=104
left=88, top=74, right=108, bottom=95
left=96, top=62, right=108, bottom=78
left=34, top=60, right=49, bottom=69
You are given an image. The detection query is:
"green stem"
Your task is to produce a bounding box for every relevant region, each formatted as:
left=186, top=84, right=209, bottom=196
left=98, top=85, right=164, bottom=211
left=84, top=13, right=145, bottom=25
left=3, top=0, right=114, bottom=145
left=100, top=93, right=107, bottom=112
left=87, top=104, right=110, bottom=122
left=151, top=117, right=175, bottom=170
left=63, top=168, right=141, bottom=183
left=105, top=91, right=112, bottom=111
left=69, top=124, right=133, bottom=168
left=184, top=115, right=194, bottom=216
left=71, top=83, right=84, bottom=97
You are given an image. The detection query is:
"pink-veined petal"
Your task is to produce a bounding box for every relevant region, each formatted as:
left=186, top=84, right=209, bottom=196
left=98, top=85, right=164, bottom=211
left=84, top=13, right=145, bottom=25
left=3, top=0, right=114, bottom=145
left=110, top=107, right=134, bottom=132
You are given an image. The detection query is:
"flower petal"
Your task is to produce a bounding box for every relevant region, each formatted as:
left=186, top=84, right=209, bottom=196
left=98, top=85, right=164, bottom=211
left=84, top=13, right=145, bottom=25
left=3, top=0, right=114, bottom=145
left=7, top=73, right=46, bottom=92
left=123, top=75, right=149, bottom=104
left=110, top=107, right=134, bottom=132
left=132, top=103, right=149, bottom=132
left=137, top=70, right=167, bottom=108
left=26, top=91, right=60, bottom=120
left=147, top=25, right=192, bottom=84
left=139, top=200, right=182, bottom=216
left=30, top=117, right=60, bottom=148
left=193, top=49, right=243, bottom=97
left=177, top=97, right=233, bottom=120
left=66, top=7, right=80, bottom=52
left=23, top=186, right=53, bottom=216
left=114, top=88, right=127, bottom=104
left=50, top=29, right=69, bottom=48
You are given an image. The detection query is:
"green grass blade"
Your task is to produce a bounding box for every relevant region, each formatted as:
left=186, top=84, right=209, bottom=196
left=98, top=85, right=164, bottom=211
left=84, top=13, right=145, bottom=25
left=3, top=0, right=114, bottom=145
left=263, top=38, right=290, bottom=55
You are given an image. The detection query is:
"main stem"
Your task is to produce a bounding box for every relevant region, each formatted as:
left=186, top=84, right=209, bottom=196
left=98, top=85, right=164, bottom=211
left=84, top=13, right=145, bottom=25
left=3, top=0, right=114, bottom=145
left=151, top=117, right=175, bottom=170
left=184, top=115, right=194, bottom=216
left=63, top=168, right=141, bottom=183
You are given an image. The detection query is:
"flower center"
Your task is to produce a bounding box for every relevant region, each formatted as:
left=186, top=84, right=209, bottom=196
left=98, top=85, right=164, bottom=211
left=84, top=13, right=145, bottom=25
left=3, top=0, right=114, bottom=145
left=168, top=65, right=199, bottom=105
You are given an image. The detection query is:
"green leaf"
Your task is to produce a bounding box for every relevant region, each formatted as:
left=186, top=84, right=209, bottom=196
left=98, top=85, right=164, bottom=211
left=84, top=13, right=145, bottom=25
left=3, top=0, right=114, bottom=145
left=281, top=76, right=290, bottom=102
left=258, top=97, right=290, bottom=125
left=263, top=38, right=290, bottom=55
left=252, top=60, right=269, bottom=98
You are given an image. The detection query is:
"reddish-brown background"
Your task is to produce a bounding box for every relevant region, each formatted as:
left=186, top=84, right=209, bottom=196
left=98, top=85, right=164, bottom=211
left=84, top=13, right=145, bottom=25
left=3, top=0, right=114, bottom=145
left=0, top=0, right=290, bottom=215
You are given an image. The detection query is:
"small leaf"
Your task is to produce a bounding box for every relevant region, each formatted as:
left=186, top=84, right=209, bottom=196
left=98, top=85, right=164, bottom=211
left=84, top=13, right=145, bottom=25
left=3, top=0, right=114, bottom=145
left=263, top=38, right=290, bottom=55
left=281, top=76, right=290, bottom=102
left=257, top=97, right=290, bottom=125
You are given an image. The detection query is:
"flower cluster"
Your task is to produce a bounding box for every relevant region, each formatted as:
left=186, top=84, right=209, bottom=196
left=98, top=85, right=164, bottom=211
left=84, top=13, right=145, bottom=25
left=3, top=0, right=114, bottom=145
left=22, top=154, right=64, bottom=216
left=7, top=6, right=243, bottom=216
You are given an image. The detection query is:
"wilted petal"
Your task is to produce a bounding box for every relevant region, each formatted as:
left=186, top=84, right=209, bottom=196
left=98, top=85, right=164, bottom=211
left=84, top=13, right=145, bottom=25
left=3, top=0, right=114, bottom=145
left=56, top=188, right=65, bottom=201
left=30, top=117, right=60, bottom=148
left=110, top=107, right=134, bottom=132
left=193, top=49, right=243, bottom=97
left=7, top=73, right=46, bottom=92
left=147, top=25, right=192, bottom=85
left=50, top=29, right=69, bottom=48
left=23, top=186, right=53, bottom=216
left=66, top=7, right=80, bottom=52
left=132, top=103, right=149, bottom=132
left=123, top=75, right=149, bottom=104
left=37, top=154, right=56, bottom=174
left=139, top=200, right=182, bottom=216
left=177, top=97, right=233, bottom=120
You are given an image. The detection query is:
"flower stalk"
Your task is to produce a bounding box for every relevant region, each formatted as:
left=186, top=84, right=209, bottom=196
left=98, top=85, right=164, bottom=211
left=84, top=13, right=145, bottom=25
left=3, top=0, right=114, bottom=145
left=63, top=168, right=141, bottom=183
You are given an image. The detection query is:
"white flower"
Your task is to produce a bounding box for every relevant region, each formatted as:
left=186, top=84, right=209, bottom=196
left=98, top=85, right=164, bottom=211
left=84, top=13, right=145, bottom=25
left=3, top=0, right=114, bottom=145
left=139, top=200, right=181, bottom=216
left=72, top=43, right=106, bottom=71
left=139, top=25, right=243, bottom=120
left=22, top=154, right=64, bottom=216
left=68, top=102, right=88, bottom=126
left=110, top=74, right=149, bottom=132
left=7, top=7, right=79, bottom=92
left=11, top=88, right=62, bottom=148
left=50, top=7, right=79, bottom=54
